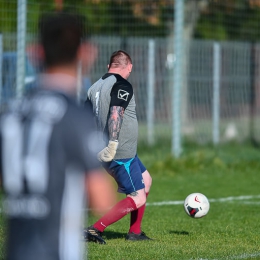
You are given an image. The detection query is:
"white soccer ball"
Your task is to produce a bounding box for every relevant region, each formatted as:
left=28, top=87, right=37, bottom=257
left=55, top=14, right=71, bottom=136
left=184, top=193, right=210, bottom=218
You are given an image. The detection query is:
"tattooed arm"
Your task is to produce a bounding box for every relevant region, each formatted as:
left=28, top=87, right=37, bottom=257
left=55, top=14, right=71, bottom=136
left=108, top=106, right=124, bottom=141
left=97, top=106, right=124, bottom=162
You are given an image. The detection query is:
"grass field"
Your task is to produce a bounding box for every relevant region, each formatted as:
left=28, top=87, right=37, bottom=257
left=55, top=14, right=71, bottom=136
left=0, top=142, right=260, bottom=260
left=86, top=142, right=260, bottom=260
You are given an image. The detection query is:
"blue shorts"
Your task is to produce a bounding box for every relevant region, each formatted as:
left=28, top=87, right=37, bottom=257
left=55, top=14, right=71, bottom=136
left=102, top=155, right=146, bottom=195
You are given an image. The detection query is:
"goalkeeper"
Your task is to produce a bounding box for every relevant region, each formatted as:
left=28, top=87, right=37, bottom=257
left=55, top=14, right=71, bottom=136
left=84, top=50, right=153, bottom=243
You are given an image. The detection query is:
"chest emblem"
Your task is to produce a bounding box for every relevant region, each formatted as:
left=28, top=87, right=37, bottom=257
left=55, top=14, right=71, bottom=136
left=118, top=89, right=130, bottom=101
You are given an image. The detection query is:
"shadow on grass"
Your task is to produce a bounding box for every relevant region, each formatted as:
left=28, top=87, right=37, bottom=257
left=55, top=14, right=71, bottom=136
left=103, top=230, right=126, bottom=240
left=169, top=230, right=189, bottom=235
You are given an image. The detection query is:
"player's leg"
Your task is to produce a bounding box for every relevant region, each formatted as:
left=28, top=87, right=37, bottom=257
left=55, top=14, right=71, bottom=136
left=127, top=164, right=153, bottom=240
left=125, top=157, right=151, bottom=208
left=84, top=195, right=137, bottom=244
left=84, top=156, right=145, bottom=244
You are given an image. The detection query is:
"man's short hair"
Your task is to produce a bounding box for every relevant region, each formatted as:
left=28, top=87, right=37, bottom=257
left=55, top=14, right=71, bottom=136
left=39, top=12, right=85, bottom=67
left=108, top=50, right=132, bottom=69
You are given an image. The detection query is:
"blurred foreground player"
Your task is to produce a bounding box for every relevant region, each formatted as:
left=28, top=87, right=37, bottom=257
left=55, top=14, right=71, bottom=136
left=84, top=50, right=153, bottom=244
left=0, top=12, right=115, bottom=260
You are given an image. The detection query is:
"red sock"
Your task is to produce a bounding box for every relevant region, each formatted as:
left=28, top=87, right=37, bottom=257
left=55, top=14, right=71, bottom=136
left=93, top=197, right=137, bottom=232
left=129, top=193, right=149, bottom=234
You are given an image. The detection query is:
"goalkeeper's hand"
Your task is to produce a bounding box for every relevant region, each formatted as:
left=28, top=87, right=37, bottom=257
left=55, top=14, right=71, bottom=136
left=98, top=140, right=118, bottom=162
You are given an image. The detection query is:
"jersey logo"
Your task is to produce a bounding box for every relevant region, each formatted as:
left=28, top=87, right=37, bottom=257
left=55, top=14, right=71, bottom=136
left=118, top=89, right=130, bottom=101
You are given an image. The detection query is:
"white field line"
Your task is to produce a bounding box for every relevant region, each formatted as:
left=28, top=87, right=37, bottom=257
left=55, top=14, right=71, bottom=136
left=146, top=194, right=260, bottom=206
left=198, top=251, right=260, bottom=260
left=2, top=194, right=259, bottom=213
left=227, top=252, right=260, bottom=259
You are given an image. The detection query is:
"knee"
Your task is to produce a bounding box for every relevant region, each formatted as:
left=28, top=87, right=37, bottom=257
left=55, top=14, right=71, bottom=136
left=144, top=174, right=152, bottom=193
left=129, top=192, right=147, bottom=208
left=135, top=196, right=147, bottom=208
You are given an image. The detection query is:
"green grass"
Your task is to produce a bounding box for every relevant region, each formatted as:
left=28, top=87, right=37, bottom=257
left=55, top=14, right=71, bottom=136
left=1, top=142, right=260, bottom=260
left=86, top=142, right=260, bottom=260
left=0, top=195, right=6, bottom=260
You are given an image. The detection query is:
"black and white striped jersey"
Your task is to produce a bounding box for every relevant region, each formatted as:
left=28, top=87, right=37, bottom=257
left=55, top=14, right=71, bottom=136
left=0, top=88, right=100, bottom=260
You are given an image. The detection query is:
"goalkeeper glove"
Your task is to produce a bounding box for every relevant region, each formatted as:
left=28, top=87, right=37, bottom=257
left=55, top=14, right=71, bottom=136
left=98, top=140, right=118, bottom=162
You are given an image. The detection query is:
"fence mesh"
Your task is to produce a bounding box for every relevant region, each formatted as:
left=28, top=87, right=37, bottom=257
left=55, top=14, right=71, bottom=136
left=0, top=0, right=260, bottom=147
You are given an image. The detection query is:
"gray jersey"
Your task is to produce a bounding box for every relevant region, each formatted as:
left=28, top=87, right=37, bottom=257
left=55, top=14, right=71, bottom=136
left=87, top=73, right=138, bottom=159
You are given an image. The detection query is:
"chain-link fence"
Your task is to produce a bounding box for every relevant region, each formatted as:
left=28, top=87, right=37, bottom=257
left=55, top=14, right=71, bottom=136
left=1, top=0, right=260, bottom=151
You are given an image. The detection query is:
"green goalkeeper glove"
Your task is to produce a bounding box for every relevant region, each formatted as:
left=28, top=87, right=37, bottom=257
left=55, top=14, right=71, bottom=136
left=98, top=140, right=118, bottom=162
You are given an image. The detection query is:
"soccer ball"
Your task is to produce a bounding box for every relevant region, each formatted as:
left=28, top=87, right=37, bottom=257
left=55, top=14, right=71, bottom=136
left=184, top=193, right=210, bottom=218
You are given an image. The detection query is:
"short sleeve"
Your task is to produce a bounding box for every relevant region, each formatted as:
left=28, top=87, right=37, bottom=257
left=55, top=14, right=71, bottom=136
left=110, top=80, right=133, bottom=109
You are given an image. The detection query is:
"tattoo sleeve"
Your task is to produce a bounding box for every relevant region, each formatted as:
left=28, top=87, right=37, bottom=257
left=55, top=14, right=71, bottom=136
left=108, top=106, right=124, bottom=141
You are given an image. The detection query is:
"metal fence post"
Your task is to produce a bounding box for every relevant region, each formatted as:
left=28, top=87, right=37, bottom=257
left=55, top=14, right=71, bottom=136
left=147, top=39, right=155, bottom=145
left=172, top=0, right=184, bottom=157
left=212, top=42, right=221, bottom=145
left=16, top=0, right=27, bottom=99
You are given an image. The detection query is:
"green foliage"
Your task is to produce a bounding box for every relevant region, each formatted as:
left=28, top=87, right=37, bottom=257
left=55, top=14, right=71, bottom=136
left=194, top=13, right=228, bottom=40
left=238, top=9, right=260, bottom=41
left=0, top=1, right=17, bottom=33
left=1, top=0, right=167, bottom=37
left=195, top=1, right=260, bottom=41
left=2, top=0, right=260, bottom=40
